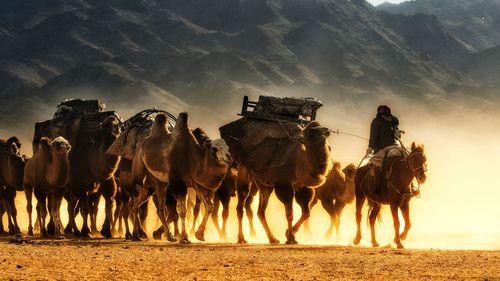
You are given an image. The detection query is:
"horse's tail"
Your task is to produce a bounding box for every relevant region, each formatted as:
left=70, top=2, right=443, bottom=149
left=366, top=200, right=382, bottom=226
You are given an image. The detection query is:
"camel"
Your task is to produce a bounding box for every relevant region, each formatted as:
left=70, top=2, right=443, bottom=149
left=221, top=120, right=332, bottom=244
left=24, top=137, right=71, bottom=238
left=131, top=112, right=231, bottom=243
left=65, top=115, right=122, bottom=238
left=304, top=162, right=357, bottom=239
left=0, top=137, right=26, bottom=235
left=353, top=143, right=427, bottom=249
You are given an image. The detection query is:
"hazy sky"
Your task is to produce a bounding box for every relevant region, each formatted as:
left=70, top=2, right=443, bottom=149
left=367, top=0, right=408, bottom=6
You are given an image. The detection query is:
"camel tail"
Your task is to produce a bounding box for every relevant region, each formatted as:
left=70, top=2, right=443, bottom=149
left=366, top=200, right=382, bottom=226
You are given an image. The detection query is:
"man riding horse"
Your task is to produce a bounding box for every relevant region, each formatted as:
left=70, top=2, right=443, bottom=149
left=366, top=105, right=403, bottom=193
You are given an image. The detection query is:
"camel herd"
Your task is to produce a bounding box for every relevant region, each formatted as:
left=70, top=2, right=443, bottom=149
left=0, top=103, right=427, bottom=248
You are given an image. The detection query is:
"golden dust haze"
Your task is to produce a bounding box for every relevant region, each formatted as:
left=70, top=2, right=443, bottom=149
left=3, top=90, right=500, bottom=250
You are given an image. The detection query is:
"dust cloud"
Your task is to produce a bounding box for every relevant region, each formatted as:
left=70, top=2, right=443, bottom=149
left=3, top=89, right=500, bottom=250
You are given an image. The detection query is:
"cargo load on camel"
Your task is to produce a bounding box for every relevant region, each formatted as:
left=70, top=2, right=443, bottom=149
left=220, top=95, right=325, bottom=172
left=106, top=109, right=177, bottom=160
left=33, top=99, right=121, bottom=151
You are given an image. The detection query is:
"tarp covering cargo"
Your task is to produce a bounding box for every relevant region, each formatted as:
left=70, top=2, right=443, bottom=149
left=220, top=117, right=303, bottom=171
left=106, top=109, right=176, bottom=160
left=33, top=99, right=119, bottom=151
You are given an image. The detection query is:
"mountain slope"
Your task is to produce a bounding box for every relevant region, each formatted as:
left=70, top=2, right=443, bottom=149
left=377, top=0, right=500, bottom=51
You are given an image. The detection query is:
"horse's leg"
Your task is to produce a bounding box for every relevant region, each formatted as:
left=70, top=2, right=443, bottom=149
left=400, top=201, right=411, bottom=241
left=189, top=196, right=201, bottom=237
left=175, top=193, right=190, bottom=244
left=292, top=187, right=314, bottom=235
left=195, top=188, right=215, bottom=242
left=353, top=194, right=366, bottom=245
left=210, top=195, right=222, bottom=238
left=368, top=201, right=381, bottom=247
left=333, top=200, right=346, bottom=238
left=320, top=198, right=337, bottom=239
left=236, top=185, right=249, bottom=244
left=257, top=185, right=279, bottom=244
left=390, top=203, right=404, bottom=249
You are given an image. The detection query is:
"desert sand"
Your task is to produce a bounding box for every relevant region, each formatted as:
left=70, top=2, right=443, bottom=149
left=0, top=238, right=498, bottom=280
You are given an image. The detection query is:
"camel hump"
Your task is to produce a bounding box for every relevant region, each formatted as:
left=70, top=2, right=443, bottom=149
left=177, top=112, right=188, bottom=124
left=333, top=161, right=341, bottom=170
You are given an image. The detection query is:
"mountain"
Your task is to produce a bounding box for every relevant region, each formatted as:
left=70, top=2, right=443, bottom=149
left=0, top=0, right=488, bottom=137
left=377, top=0, right=500, bottom=51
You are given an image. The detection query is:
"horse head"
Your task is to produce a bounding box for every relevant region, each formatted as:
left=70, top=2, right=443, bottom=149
left=408, top=142, right=427, bottom=184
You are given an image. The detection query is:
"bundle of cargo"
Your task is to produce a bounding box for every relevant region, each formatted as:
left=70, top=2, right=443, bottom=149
left=106, top=109, right=177, bottom=160
left=240, top=95, right=323, bottom=124
left=220, top=95, right=325, bottom=172
left=33, top=99, right=120, bottom=150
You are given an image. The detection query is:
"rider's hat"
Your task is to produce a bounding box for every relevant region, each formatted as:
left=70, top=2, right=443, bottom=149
left=377, top=105, right=391, bottom=115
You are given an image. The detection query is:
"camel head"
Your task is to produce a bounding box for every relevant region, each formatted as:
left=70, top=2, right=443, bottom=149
left=51, top=136, right=72, bottom=154
left=303, top=121, right=331, bottom=144
left=192, top=127, right=232, bottom=190
left=410, top=142, right=427, bottom=184
left=6, top=136, right=21, bottom=156
left=101, top=115, right=122, bottom=139
left=173, top=112, right=189, bottom=133
left=342, top=163, right=357, bottom=181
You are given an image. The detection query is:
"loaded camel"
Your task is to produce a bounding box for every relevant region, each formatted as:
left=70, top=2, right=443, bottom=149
left=221, top=120, right=332, bottom=244
left=304, top=162, right=357, bottom=238
left=0, top=137, right=26, bottom=235
left=131, top=113, right=231, bottom=243
left=65, top=115, right=122, bottom=238
left=24, top=137, right=71, bottom=237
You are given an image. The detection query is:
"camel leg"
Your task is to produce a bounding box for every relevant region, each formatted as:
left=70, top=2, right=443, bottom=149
left=275, top=185, right=296, bottom=244
left=400, top=201, right=411, bottom=241
left=236, top=187, right=249, bottom=244
left=245, top=194, right=257, bottom=238
left=304, top=198, right=318, bottom=238
left=89, top=192, right=100, bottom=236
left=368, top=201, right=381, bottom=247
left=189, top=196, right=201, bottom=237
left=220, top=196, right=230, bottom=240
left=321, top=199, right=337, bottom=239
left=0, top=202, right=6, bottom=235
left=292, top=187, right=314, bottom=235
left=100, top=178, right=116, bottom=238
left=47, top=194, right=55, bottom=236
left=195, top=188, right=215, bottom=242
left=333, top=201, right=346, bottom=238
left=138, top=201, right=149, bottom=238
left=131, top=187, right=149, bottom=241
left=6, top=189, right=20, bottom=235
left=112, top=194, right=123, bottom=237
left=353, top=194, right=366, bottom=246
left=51, top=189, right=65, bottom=239
left=155, top=185, right=176, bottom=242
left=123, top=199, right=132, bottom=240
left=65, top=196, right=80, bottom=236
left=257, top=185, right=279, bottom=244
left=36, top=192, right=48, bottom=238
left=80, top=195, right=92, bottom=238
left=210, top=196, right=222, bottom=238
left=175, top=193, right=190, bottom=244
left=390, top=203, right=404, bottom=249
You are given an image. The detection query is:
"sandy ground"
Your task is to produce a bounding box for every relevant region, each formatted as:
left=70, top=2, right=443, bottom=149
left=0, top=238, right=498, bottom=281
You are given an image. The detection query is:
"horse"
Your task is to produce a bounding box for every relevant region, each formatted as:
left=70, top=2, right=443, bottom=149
left=353, top=142, right=427, bottom=249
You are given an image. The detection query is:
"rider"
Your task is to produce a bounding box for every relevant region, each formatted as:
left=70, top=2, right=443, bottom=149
left=366, top=105, right=400, bottom=193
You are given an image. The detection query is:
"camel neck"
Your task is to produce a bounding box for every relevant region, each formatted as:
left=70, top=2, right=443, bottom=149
left=48, top=150, right=69, bottom=187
